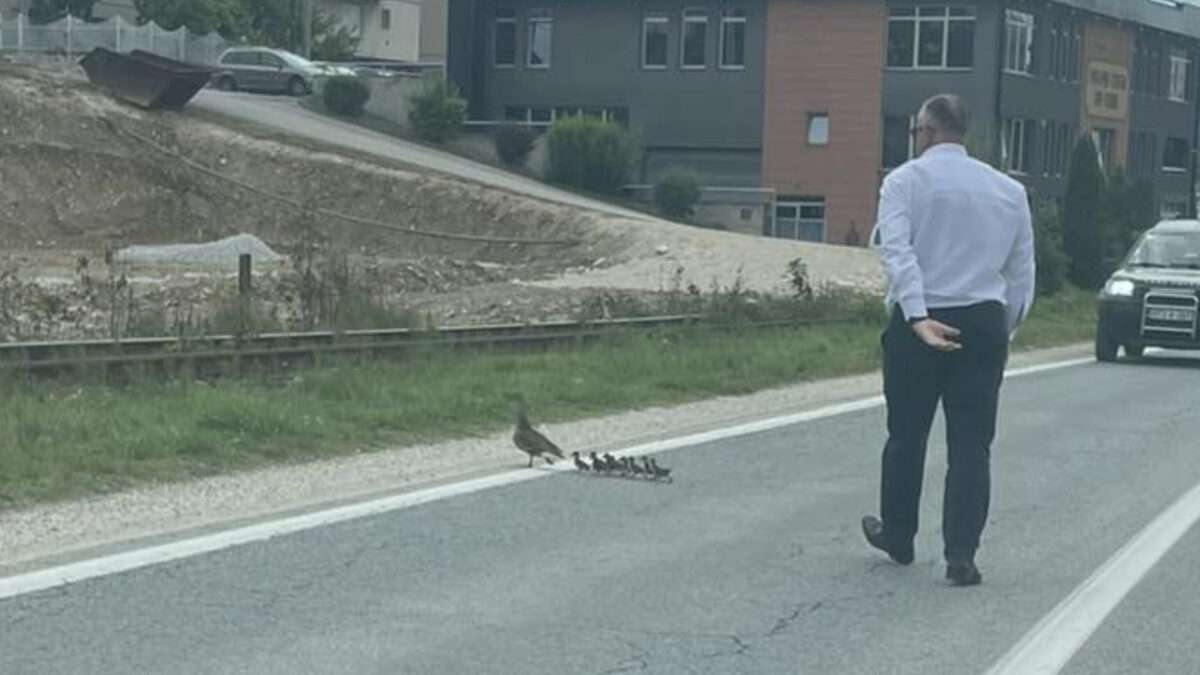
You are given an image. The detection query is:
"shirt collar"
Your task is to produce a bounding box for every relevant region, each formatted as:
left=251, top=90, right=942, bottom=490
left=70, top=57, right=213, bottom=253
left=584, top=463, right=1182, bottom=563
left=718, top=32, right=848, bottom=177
left=921, top=143, right=968, bottom=158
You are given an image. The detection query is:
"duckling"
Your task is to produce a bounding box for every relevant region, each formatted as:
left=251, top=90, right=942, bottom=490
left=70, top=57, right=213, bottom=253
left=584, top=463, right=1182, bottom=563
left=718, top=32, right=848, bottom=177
left=572, top=452, right=591, bottom=471
left=627, top=457, right=646, bottom=477
left=509, top=397, right=565, bottom=467
left=649, top=458, right=672, bottom=480
left=603, top=453, right=622, bottom=472
left=589, top=452, right=604, bottom=472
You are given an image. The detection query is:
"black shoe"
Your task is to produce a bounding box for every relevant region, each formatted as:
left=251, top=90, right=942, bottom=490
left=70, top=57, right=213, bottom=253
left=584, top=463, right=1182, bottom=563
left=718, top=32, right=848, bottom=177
left=861, top=515, right=914, bottom=565
left=946, top=560, right=982, bottom=586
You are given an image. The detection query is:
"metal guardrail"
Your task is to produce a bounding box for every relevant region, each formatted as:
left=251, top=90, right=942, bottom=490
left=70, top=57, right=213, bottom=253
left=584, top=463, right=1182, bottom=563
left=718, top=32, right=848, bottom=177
left=0, top=314, right=851, bottom=378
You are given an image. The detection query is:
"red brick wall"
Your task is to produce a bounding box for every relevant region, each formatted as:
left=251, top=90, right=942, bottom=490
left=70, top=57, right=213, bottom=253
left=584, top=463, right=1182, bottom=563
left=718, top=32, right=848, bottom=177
left=762, top=0, right=884, bottom=246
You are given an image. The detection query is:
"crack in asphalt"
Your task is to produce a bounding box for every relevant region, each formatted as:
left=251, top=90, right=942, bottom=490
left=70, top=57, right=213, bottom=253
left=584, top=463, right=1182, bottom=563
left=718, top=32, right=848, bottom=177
left=766, top=590, right=895, bottom=639
left=596, top=638, right=651, bottom=674
left=698, top=633, right=752, bottom=661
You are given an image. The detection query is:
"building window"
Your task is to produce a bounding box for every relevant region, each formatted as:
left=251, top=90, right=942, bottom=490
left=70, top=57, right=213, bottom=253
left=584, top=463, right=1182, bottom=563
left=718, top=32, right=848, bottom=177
left=1133, top=47, right=1147, bottom=94
left=773, top=198, right=825, bottom=242
left=381, top=8, right=391, bottom=30
left=807, top=113, right=829, bottom=146
left=1003, top=118, right=1032, bottom=174
left=1069, top=28, right=1081, bottom=81
left=527, top=12, right=552, bottom=68
left=1004, top=10, right=1034, bottom=75
left=887, top=6, right=975, bottom=70
left=1129, top=131, right=1159, bottom=180
left=882, top=114, right=916, bottom=169
left=1093, top=127, right=1116, bottom=171
left=494, top=10, right=516, bottom=67
left=682, top=10, right=708, bottom=69
left=504, top=106, right=629, bottom=126
left=643, top=15, right=669, bottom=69
left=1042, top=121, right=1055, bottom=177
left=1164, top=137, right=1190, bottom=172
left=1048, top=21, right=1080, bottom=81
left=1148, top=48, right=1163, bottom=97
left=1162, top=198, right=1189, bottom=219
left=1170, top=52, right=1190, bottom=102
left=1147, top=134, right=1158, bottom=178
left=720, top=9, right=746, bottom=69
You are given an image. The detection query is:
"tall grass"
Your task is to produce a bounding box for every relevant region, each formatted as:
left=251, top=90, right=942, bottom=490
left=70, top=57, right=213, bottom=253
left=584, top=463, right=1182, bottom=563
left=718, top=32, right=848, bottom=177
left=0, top=288, right=1095, bottom=506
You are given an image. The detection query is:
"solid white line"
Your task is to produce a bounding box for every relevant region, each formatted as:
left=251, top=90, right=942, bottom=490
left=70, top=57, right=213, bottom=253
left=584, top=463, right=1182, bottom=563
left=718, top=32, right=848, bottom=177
left=983, top=479, right=1200, bottom=675
left=0, top=355, right=1092, bottom=601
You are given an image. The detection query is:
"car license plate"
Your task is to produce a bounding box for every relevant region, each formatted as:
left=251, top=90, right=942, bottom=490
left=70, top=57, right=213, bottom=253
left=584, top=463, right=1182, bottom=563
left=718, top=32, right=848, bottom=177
left=1147, top=307, right=1196, bottom=322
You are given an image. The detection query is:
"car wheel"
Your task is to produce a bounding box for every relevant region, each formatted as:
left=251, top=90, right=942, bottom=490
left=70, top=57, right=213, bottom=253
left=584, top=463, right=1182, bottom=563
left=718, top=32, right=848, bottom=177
left=288, top=77, right=308, bottom=97
left=1123, top=344, right=1145, bottom=358
left=1095, top=326, right=1119, bottom=362
left=215, top=76, right=236, bottom=92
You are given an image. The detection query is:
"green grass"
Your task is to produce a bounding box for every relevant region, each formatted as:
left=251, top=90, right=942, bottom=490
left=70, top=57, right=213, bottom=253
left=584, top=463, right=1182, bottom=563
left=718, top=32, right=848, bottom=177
left=0, top=289, right=1096, bottom=507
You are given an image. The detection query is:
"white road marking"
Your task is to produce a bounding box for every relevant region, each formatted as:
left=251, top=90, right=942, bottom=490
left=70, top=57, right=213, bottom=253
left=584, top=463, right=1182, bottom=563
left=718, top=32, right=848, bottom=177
left=0, top=356, right=1092, bottom=601
left=983, top=479, right=1200, bottom=675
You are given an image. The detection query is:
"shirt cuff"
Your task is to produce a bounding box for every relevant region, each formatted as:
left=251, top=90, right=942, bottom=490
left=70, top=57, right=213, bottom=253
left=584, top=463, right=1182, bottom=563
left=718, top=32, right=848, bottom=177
left=899, top=296, right=928, bottom=322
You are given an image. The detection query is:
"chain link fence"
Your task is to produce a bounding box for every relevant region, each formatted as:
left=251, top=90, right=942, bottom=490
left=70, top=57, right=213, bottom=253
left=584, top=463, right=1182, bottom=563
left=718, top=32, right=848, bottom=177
left=0, top=13, right=226, bottom=65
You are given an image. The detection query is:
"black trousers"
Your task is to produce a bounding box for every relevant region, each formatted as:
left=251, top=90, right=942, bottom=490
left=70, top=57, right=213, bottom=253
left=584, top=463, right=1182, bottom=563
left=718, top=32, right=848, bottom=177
left=879, top=301, right=1008, bottom=562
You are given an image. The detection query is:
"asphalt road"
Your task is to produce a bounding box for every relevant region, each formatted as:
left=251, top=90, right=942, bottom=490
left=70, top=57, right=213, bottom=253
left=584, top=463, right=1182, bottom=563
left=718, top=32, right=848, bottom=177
left=187, top=90, right=654, bottom=222
left=3, top=354, right=1200, bottom=674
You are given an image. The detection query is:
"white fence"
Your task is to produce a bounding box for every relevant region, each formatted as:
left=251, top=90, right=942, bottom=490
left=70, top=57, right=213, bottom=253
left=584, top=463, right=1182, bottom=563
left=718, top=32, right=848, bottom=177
left=0, top=13, right=227, bottom=65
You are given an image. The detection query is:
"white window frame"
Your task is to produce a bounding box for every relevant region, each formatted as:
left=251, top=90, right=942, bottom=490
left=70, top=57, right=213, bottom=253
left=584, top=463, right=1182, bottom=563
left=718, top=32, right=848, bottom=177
left=642, top=14, right=669, bottom=70
left=1003, top=118, right=1029, bottom=174
left=887, top=5, right=976, bottom=71
left=493, top=11, right=517, bottom=68
left=527, top=13, right=552, bottom=69
left=1004, top=10, right=1034, bottom=75
left=807, top=112, right=829, bottom=146
left=1093, top=127, right=1116, bottom=172
left=772, top=198, right=826, bottom=242
left=719, top=10, right=746, bottom=70
left=1169, top=53, right=1190, bottom=103
left=681, top=9, right=708, bottom=70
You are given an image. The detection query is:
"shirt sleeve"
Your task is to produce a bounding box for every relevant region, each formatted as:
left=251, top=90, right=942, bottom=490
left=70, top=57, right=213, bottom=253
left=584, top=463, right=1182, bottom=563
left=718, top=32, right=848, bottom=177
left=874, top=169, right=927, bottom=321
left=1002, top=192, right=1036, bottom=338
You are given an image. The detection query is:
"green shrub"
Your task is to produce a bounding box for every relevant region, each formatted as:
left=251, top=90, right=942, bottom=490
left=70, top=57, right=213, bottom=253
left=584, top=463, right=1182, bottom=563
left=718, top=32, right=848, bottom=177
left=323, top=76, right=370, bottom=117
left=1032, top=200, right=1068, bottom=297
left=654, top=166, right=702, bottom=220
left=493, top=124, right=538, bottom=166
left=544, top=116, right=639, bottom=195
left=407, top=74, right=468, bottom=144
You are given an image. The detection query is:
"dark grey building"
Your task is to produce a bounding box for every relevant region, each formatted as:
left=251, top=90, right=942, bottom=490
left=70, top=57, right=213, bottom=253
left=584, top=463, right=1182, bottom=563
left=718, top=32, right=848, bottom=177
left=447, top=0, right=766, bottom=187
left=447, top=0, right=1200, bottom=241
left=882, top=0, right=1200, bottom=214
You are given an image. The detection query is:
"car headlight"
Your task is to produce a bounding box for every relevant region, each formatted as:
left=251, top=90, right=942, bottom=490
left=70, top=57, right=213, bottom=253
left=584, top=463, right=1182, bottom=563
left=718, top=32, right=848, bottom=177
left=1103, top=279, right=1136, bottom=297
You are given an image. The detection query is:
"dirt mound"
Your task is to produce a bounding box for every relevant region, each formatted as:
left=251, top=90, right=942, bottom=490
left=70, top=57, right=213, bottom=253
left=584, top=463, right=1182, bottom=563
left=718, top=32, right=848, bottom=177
left=0, top=61, right=884, bottom=341
left=0, top=63, right=605, bottom=265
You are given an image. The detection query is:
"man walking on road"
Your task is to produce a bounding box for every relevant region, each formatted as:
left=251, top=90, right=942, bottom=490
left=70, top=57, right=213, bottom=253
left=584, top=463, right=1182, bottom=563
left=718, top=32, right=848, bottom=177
left=862, top=94, right=1036, bottom=586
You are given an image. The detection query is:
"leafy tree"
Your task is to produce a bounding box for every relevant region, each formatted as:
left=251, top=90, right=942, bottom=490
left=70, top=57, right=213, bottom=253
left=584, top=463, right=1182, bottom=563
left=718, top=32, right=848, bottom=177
left=134, top=0, right=246, bottom=37
left=29, top=0, right=100, bottom=23
left=1063, top=135, right=1106, bottom=289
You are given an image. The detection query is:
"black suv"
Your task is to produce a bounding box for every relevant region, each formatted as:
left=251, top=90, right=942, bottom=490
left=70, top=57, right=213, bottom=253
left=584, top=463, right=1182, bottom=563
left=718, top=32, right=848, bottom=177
left=1096, top=219, right=1200, bottom=362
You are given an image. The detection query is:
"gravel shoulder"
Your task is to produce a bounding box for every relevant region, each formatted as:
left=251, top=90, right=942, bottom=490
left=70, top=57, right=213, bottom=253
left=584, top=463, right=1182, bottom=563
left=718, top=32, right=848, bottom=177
left=0, top=342, right=1089, bottom=574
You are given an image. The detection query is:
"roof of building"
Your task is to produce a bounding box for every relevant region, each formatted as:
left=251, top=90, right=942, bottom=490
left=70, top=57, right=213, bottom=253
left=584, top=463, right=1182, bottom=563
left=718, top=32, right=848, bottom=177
left=1054, top=0, right=1200, bottom=40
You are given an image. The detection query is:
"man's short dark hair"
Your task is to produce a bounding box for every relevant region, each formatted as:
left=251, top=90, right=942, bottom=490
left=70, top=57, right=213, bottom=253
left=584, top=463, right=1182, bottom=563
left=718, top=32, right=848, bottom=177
left=921, top=94, right=968, bottom=138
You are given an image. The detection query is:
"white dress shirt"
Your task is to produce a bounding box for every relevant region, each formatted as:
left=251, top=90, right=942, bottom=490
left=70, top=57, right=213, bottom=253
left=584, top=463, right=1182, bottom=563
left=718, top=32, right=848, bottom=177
left=872, top=143, right=1036, bottom=335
